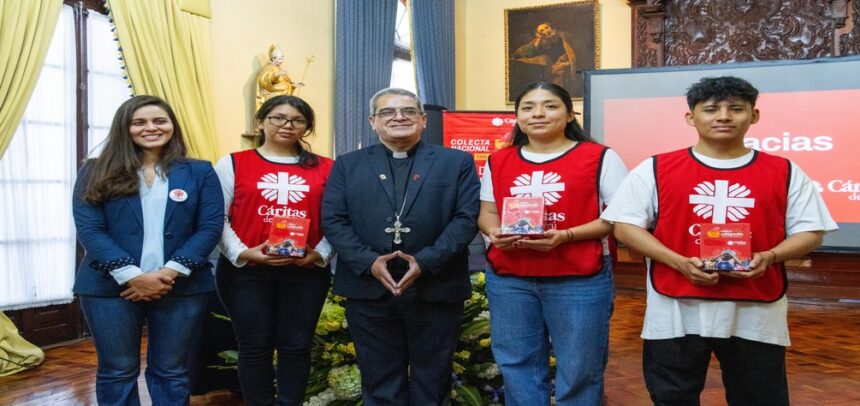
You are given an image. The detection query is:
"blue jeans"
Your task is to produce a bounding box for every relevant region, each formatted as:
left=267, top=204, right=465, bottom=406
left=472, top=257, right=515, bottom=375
left=216, top=257, right=330, bottom=406
left=486, top=255, right=615, bottom=406
left=79, top=293, right=209, bottom=406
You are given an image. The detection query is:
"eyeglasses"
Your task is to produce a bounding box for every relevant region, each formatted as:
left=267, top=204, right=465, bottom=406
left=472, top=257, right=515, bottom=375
left=266, top=116, right=307, bottom=127
left=373, top=107, right=423, bottom=120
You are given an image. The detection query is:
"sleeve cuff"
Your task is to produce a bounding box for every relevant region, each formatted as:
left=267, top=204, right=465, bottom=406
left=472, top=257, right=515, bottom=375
left=164, top=260, right=191, bottom=277
left=168, top=255, right=213, bottom=272
left=228, top=251, right=249, bottom=267
left=92, top=256, right=136, bottom=275
left=599, top=214, right=649, bottom=229
left=218, top=227, right=249, bottom=268
left=313, top=238, right=333, bottom=267
left=110, top=265, right=144, bottom=286
left=314, top=254, right=330, bottom=268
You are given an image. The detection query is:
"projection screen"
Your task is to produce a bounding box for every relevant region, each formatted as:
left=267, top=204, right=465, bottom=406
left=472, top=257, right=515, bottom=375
left=584, top=56, right=860, bottom=251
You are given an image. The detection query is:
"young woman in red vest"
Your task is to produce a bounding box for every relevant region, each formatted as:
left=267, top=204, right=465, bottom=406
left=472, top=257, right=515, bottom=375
left=478, top=82, right=628, bottom=405
left=214, top=96, right=333, bottom=405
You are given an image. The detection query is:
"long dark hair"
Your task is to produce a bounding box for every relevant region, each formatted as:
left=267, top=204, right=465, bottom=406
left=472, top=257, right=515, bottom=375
left=511, top=82, right=593, bottom=146
left=82, top=95, right=187, bottom=204
left=255, top=95, right=319, bottom=168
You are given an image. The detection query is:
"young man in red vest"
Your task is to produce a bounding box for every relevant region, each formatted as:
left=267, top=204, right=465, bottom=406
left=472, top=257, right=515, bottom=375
left=601, top=76, right=837, bottom=405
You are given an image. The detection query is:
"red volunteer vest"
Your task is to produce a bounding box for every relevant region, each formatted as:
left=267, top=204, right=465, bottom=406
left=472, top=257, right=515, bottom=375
left=487, top=142, right=606, bottom=277
left=229, top=150, right=333, bottom=252
left=652, top=148, right=789, bottom=302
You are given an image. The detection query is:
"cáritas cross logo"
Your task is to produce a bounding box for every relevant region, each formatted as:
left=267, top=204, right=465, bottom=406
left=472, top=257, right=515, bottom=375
left=510, top=170, right=565, bottom=206
left=257, top=172, right=310, bottom=205
left=689, top=180, right=755, bottom=224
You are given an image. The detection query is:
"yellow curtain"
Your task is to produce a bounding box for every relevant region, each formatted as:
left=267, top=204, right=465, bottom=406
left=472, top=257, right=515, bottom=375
left=106, top=0, right=219, bottom=161
left=0, top=312, right=44, bottom=376
left=0, top=0, right=62, bottom=160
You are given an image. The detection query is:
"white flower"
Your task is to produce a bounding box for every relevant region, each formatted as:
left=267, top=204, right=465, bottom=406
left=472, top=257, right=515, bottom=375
left=476, top=363, right=500, bottom=379
left=303, top=388, right=336, bottom=406
left=328, top=364, right=362, bottom=400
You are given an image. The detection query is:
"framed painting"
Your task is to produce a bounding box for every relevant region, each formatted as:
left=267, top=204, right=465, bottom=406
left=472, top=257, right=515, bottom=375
left=505, top=0, right=600, bottom=103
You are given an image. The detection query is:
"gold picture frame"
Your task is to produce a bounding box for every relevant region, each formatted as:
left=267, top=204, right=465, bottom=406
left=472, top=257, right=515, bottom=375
left=505, top=0, right=601, bottom=103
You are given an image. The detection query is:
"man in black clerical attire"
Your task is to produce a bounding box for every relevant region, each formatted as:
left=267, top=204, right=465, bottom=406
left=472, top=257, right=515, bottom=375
left=322, top=88, right=480, bottom=405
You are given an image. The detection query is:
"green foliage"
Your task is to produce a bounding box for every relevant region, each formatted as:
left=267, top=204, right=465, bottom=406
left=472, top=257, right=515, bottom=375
left=454, top=385, right=484, bottom=406
left=450, top=271, right=504, bottom=405
left=210, top=312, right=232, bottom=322
left=208, top=350, right=238, bottom=370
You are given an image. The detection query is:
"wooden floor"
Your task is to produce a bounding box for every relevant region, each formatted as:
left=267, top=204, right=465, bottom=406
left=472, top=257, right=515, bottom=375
left=2, top=291, right=859, bottom=405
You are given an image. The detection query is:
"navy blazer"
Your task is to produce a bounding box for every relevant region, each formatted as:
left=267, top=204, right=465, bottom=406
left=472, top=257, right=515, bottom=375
left=72, top=159, right=224, bottom=296
left=322, top=142, right=480, bottom=303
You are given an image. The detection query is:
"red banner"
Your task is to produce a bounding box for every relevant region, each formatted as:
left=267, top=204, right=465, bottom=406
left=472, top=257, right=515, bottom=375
left=443, top=111, right=518, bottom=178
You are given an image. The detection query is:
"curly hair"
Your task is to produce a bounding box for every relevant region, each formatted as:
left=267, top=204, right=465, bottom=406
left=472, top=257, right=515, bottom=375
left=686, top=76, right=759, bottom=110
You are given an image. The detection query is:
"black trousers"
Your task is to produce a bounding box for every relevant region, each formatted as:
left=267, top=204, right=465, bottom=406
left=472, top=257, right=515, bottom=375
left=216, top=257, right=331, bottom=406
left=643, top=335, right=788, bottom=406
left=345, top=290, right=464, bottom=406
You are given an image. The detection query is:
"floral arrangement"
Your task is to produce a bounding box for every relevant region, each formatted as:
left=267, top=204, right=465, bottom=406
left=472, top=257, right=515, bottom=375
left=303, top=295, right=361, bottom=405
left=450, top=271, right=505, bottom=405
left=216, top=271, right=515, bottom=405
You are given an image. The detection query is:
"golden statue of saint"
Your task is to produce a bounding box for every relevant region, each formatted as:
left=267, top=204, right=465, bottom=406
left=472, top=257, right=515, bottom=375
left=255, top=44, right=298, bottom=111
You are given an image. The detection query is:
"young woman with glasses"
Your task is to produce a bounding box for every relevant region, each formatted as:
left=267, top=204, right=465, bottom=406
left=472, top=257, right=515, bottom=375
left=214, top=95, right=334, bottom=405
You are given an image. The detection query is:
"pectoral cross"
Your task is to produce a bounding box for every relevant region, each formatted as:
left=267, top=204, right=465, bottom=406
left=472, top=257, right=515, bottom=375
left=385, top=217, right=411, bottom=245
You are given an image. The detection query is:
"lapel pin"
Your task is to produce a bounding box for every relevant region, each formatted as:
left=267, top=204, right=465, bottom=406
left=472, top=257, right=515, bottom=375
left=412, top=174, right=420, bottom=181
left=379, top=174, right=387, bottom=180
left=169, top=189, right=188, bottom=202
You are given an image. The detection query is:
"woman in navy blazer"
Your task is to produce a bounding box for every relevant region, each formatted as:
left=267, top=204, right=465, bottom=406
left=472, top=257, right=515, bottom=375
left=72, top=95, right=224, bottom=405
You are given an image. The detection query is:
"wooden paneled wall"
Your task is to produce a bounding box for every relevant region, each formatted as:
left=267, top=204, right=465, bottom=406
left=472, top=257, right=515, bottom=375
left=630, top=0, right=860, bottom=67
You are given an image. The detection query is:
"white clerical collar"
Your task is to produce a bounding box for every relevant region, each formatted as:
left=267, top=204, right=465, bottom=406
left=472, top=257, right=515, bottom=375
left=383, top=141, right=420, bottom=159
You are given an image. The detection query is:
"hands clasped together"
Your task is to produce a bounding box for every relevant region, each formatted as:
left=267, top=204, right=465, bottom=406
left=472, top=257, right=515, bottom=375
left=121, top=268, right=178, bottom=302
left=370, top=251, right=422, bottom=296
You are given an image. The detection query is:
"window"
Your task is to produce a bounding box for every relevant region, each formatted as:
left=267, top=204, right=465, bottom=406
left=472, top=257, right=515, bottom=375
left=390, top=0, right=416, bottom=92
left=87, top=10, right=132, bottom=155
left=0, top=3, right=129, bottom=310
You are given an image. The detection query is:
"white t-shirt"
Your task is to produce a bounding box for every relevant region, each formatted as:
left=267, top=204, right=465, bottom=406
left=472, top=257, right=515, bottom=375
left=600, top=149, right=838, bottom=346
left=480, top=146, right=629, bottom=254
left=214, top=153, right=333, bottom=268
